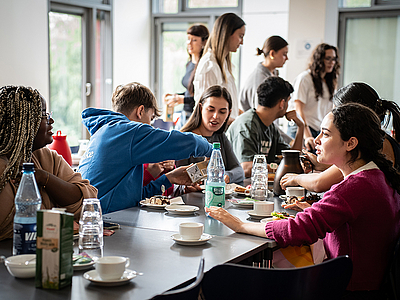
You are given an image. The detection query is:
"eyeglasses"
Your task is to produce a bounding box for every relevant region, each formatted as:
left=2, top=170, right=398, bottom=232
left=324, top=57, right=337, bottom=63
left=42, top=111, right=53, bottom=124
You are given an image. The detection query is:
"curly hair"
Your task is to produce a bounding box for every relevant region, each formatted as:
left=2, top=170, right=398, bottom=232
left=0, top=86, right=42, bottom=194
left=309, top=43, right=340, bottom=101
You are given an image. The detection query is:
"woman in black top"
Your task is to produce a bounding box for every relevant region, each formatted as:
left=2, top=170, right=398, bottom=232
left=164, top=24, right=209, bottom=129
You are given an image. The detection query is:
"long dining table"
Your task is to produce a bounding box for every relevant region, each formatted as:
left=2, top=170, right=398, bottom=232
left=0, top=189, right=290, bottom=300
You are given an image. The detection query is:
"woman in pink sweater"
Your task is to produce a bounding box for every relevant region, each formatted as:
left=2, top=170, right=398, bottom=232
left=206, top=103, right=400, bottom=295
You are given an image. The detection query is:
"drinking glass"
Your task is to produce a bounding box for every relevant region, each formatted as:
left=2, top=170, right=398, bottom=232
left=78, top=198, right=103, bottom=261
left=251, top=172, right=268, bottom=201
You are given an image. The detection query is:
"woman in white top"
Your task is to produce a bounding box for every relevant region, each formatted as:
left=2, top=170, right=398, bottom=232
left=193, top=13, right=245, bottom=121
left=288, top=43, right=340, bottom=151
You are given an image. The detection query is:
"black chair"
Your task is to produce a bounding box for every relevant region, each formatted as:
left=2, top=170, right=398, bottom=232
left=388, top=235, right=400, bottom=300
left=201, top=255, right=352, bottom=300
left=150, top=257, right=204, bottom=300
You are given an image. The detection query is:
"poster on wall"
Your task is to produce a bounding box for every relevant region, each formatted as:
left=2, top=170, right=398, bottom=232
left=295, top=39, right=322, bottom=59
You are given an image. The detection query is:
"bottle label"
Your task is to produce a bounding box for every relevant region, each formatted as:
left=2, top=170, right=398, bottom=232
left=205, top=185, right=225, bottom=208
left=13, top=223, right=37, bottom=255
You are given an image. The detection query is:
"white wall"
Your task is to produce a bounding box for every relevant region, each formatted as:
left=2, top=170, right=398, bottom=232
left=0, top=0, right=49, bottom=100
left=113, top=0, right=152, bottom=89
left=241, top=0, right=289, bottom=88
left=286, top=0, right=339, bottom=84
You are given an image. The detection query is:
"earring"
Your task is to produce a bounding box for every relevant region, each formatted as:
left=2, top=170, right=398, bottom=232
left=270, top=56, right=274, bottom=60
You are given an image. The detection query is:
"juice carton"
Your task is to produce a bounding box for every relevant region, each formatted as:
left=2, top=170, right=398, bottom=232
left=35, top=209, right=73, bottom=289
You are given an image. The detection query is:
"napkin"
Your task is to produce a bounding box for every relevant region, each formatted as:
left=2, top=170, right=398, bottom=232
left=170, top=196, right=185, bottom=205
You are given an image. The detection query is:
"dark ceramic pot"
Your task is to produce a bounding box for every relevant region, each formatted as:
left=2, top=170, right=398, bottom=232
left=273, top=150, right=304, bottom=195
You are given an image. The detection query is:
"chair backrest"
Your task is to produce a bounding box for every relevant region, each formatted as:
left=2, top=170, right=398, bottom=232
left=201, top=255, right=352, bottom=300
left=389, top=235, right=400, bottom=300
left=151, top=257, right=205, bottom=300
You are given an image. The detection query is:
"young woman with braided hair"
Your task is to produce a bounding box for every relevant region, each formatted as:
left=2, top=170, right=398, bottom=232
left=0, top=86, right=97, bottom=241
left=207, top=103, right=400, bottom=294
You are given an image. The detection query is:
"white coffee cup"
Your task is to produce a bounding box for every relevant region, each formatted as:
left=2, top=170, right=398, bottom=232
left=254, top=201, right=274, bottom=215
left=179, top=222, right=204, bottom=240
left=286, top=187, right=305, bottom=199
left=96, top=256, right=130, bottom=280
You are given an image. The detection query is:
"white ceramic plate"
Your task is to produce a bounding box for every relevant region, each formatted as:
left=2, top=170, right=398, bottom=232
left=171, top=233, right=212, bottom=246
left=228, top=199, right=254, bottom=208
left=83, top=269, right=137, bottom=286
left=247, top=210, right=272, bottom=219
left=139, top=200, right=167, bottom=209
left=74, top=260, right=95, bottom=271
left=165, top=205, right=199, bottom=215
left=260, top=217, right=274, bottom=224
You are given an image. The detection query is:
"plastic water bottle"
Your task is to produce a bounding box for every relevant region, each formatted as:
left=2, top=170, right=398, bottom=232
left=13, top=163, right=42, bottom=255
left=205, top=143, right=225, bottom=209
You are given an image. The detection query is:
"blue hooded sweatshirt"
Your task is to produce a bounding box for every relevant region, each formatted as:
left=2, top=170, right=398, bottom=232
left=78, top=108, right=212, bottom=214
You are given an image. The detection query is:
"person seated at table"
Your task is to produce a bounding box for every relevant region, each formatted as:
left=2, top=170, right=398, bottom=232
left=226, top=76, right=304, bottom=178
left=143, top=161, right=175, bottom=196
left=177, top=85, right=244, bottom=187
left=280, top=82, right=400, bottom=193
left=78, top=82, right=213, bottom=214
left=0, top=86, right=98, bottom=241
left=206, top=103, right=400, bottom=295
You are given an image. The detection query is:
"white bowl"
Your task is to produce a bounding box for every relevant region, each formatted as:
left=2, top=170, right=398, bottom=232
left=5, top=254, right=36, bottom=278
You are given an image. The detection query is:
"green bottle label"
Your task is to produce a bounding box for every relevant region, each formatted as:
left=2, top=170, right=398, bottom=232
left=205, top=185, right=225, bottom=208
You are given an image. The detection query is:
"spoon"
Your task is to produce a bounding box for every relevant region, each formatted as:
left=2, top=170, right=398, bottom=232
left=161, top=185, right=165, bottom=196
left=24, top=257, right=36, bottom=265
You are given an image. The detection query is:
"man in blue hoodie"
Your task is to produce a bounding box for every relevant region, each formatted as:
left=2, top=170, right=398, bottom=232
left=79, top=82, right=213, bottom=213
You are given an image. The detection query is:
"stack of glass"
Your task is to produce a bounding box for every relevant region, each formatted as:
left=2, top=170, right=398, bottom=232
left=78, top=198, right=103, bottom=261
left=251, top=155, right=268, bottom=201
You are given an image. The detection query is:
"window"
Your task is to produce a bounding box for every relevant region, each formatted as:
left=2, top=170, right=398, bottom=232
left=151, top=0, right=242, bottom=117
left=49, top=1, right=112, bottom=146
left=338, top=3, right=400, bottom=103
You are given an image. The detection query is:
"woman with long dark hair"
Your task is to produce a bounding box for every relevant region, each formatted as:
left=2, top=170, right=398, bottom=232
left=281, top=82, right=400, bottom=193
left=177, top=85, right=244, bottom=184
left=288, top=43, right=340, bottom=151
left=193, top=13, right=245, bottom=121
left=164, top=24, right=209, bottom=129
left=207, top=103, right=400, bottom=295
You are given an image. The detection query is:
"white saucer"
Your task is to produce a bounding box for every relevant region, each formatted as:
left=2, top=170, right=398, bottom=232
left=83, top=269, right=137, bottom=286
left=74, top=260, right=95, bottom=271
left=165, top=205, right=199, bottom=215
left=171, top=233, right=212, bottom=246
left=279, top=195, right=288, bottom=200
left=260, top=217, right=274, bottom=224
left=247, top=210, right=272, bottom=219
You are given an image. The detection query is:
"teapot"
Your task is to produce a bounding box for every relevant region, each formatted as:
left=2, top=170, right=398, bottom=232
left=273, top=150, right=304, bottom=195
left=48, top=130, right=72, bottom=166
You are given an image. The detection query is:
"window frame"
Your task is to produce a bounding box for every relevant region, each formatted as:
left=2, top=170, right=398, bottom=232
left=151, top=0, right=242, bottom=105
left=49, top=0, right=113, bottom=141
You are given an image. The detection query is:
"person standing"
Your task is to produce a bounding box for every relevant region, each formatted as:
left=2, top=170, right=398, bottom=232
left=240, top=35, right=289, bottom=112
left=164, top=24, right=209, bottom=129
left=288, top=43, right=340, bottom=151
left=193, top=13, right=245, bottom=121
